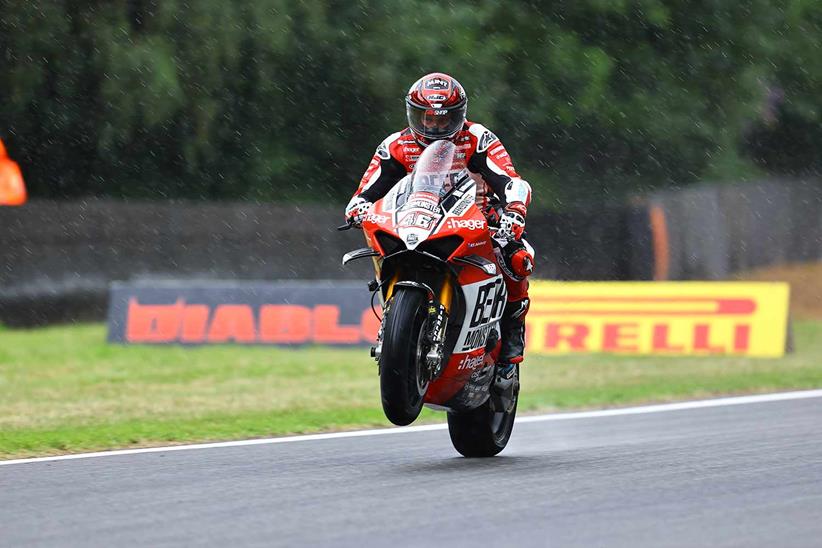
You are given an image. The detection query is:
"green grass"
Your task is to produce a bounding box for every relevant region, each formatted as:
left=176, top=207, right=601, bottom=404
left=1, top=322, right=822, bottom=459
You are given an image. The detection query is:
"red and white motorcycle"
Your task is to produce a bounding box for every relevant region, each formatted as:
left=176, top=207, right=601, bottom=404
left=342, top=140, right=518, bottom=457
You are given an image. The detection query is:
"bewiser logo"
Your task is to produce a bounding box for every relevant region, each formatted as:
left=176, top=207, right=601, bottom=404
left=525, top=282, right=791, bottom=358
left=124, top=299, right=379, bottom=345
left=446, top=218, right=486, bottom=230
left=459, top=277, right=507, bottom=352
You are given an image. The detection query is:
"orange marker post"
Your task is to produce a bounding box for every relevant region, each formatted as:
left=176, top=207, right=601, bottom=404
left=0, top=138, right=27, bottom=206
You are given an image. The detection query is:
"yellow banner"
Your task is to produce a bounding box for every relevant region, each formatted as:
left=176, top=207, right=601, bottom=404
left=525, top=282, right=790, bottom=357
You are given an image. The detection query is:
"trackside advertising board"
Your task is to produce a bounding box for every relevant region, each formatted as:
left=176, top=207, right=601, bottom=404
left=107, top=281, right=378, bottom=345
left=109, top=280, right=790, bottom=357
left=525, top=281, right=790, bottom=358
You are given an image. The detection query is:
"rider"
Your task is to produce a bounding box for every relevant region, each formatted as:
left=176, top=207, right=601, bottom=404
left=345, top=72, right=534, bottom=386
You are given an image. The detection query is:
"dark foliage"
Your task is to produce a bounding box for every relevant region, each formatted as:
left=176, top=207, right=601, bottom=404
left=1, top=1, right=819, bottom=206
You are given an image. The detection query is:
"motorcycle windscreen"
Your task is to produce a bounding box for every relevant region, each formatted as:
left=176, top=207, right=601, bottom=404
left=407, top=140, right=458, bottom=200
left=394, top=141, right=457, bottom=247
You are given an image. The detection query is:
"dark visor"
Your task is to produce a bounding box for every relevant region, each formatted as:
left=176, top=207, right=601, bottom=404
left=407, top=104, right=466, bottom=139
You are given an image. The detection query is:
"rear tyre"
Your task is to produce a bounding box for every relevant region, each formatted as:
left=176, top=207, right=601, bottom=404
left=447, top=367, right=519, bottom=457
left=379, top=287, right=429, bottom=426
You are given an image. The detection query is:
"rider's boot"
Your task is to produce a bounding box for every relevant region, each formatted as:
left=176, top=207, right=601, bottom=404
left=493, top=298, right=529, bottom=409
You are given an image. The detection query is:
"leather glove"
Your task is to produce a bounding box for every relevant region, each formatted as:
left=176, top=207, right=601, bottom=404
left=345, top=195, right=372, bottom=227
left=497, top=202, right=527, bottom=240
left=500, top=239, right=534, bottom=279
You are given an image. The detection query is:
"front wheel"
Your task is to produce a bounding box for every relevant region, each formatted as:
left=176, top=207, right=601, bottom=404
left=379, top=287, right=429, bottom=426
left=447, top=366, right=519, bottom=457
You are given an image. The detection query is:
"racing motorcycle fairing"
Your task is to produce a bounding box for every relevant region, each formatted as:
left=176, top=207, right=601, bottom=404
left=354, top=140, right=507, bottom=411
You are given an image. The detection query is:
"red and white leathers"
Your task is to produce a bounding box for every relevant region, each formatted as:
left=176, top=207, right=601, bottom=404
left=348, top=121, right=534, bottom=364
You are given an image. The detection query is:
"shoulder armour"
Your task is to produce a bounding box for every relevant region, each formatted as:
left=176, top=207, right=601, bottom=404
left=467, top=123, right=499, bottom=154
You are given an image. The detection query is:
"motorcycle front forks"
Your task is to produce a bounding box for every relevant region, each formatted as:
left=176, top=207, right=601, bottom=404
left=371, top=274, right=453, bottom=381
left=425, top=301, right=449, bottom=378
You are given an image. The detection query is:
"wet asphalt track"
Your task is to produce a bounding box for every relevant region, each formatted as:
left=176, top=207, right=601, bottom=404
left=2, top=394, right=822, bottom=547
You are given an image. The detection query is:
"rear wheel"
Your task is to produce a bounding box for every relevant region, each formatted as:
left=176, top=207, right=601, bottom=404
left=379, top=287, right=429, bottom=426
left=447, top=366, right=519, bottom=457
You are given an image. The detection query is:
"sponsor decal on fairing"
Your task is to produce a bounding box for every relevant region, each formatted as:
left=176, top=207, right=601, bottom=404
left=407, top=196, right=440, bottom=213
left=456, top=353, right=485, bottom=371
left=365, top=213, right=389, bottom=224
left=446, top=218, right=486, bottom=230
left=455, top=277, right=507, bottom=352
left=449, top=194, right=474, bottom=217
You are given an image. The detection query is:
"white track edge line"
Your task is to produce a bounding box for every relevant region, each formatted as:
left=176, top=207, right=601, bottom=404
left=3, top=389, right=822, bottom=467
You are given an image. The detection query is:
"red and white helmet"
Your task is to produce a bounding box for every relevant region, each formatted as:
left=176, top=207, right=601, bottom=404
left=405, top=72, right=467, bottom=145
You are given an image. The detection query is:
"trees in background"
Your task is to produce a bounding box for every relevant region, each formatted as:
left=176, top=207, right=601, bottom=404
left=1, top=0, right=818, bottom=206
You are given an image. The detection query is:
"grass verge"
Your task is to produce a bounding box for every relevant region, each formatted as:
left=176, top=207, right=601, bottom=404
left=1, top=321, right=821, bottom=459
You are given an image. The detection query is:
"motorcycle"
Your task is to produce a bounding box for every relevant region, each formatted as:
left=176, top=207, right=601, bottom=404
left=341, top=140, right=519, bottom=457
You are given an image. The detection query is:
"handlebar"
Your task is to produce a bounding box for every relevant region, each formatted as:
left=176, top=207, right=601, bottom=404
left=337, top=221, right=362, bottom=231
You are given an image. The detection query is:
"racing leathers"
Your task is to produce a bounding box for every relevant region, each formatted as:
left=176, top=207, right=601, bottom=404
left=347, top=121, right=533, bottom=365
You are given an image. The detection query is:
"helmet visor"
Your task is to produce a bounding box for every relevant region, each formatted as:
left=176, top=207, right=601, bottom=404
left=406, top=103, right=466, bottom=140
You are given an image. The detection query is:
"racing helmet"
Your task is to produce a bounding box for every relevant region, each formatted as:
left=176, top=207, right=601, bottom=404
left=405, top=73, right=467, bottom=145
